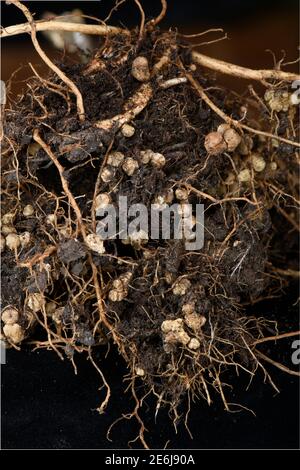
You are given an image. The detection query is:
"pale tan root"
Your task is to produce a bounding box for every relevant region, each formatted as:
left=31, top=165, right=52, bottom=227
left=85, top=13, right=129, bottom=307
left=94, top=83, right=152, bottom=131
left=192, top=51, right=300, bottom=83
left=256, top=350, right=300, bottom=377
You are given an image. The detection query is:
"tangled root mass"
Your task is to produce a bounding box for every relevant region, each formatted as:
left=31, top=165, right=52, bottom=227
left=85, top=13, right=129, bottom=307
left=1, top=24, right=299, bottom=446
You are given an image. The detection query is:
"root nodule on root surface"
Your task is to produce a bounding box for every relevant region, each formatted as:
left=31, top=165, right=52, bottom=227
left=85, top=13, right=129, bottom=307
left=1, top=13, right=299, bottom=448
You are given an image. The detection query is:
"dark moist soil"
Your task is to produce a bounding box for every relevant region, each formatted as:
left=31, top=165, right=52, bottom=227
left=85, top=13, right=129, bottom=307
left=1, top=27, right=299, bottom=441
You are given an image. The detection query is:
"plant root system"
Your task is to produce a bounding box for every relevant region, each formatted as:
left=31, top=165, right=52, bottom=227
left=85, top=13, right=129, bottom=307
left=1, top=1, right=299, bottom=448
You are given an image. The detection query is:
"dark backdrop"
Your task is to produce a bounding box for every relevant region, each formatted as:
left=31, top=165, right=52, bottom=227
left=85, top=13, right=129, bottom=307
left=1, top=0, right=298, bottom=29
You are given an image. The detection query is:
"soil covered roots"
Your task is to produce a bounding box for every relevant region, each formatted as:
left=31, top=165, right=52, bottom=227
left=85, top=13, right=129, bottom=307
left=1, top=19, right=299, bottom=447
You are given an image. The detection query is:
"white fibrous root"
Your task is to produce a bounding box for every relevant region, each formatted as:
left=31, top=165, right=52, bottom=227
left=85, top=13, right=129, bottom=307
left=122, top=157, right=139, bottom=176
left=5, top=233, right=20, bottom=251
left=23, top=204, right=34, bottom=217
left=131, top=56, right=150, bottom=82
left=100, top=166, right=115, bottom=182
left=264, top=89, right=290, bottom=112
left=250, top=153, right=266, bottom=172
left=107, top=151, right=125, bottom=167
left=85, top=233, right=105, bottom=254
left=172, top=278, right=191, bottom=296
left=108, top=272, right=132, bottom=302
left=3, top=323, right=24, bottom=344
left=27, top=293, right=45, bottom=313
left=121, top=123, right=135, bottom=137
left=159, top=77, right=187, bottom=89
left=1, top=307, right=19, bottom=325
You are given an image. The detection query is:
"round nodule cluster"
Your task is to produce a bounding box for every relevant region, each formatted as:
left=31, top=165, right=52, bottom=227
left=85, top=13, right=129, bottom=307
left=264, top=89, right=290, bottom=112
left=204, top=125, right=241, bottom=155
left=161, top=317, right=201, bottom=352
left=107, top=151, right=125, bottom=168
left=172, top=278, right=191, bottom=296
left=27, top=293, right=45, bottom=313
left=140, top=149, right=166, bottom=168
left=1, top=307, right=24, bottom=344
left=85, top=233, right=105, bottom=255
left=108, top=272, right=132, bottom=302
left=1, top=210, right=32, bottom=253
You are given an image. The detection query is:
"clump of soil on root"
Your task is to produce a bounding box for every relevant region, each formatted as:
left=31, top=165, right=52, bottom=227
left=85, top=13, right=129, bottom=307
left=1, top=24, right=299, bottom=447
